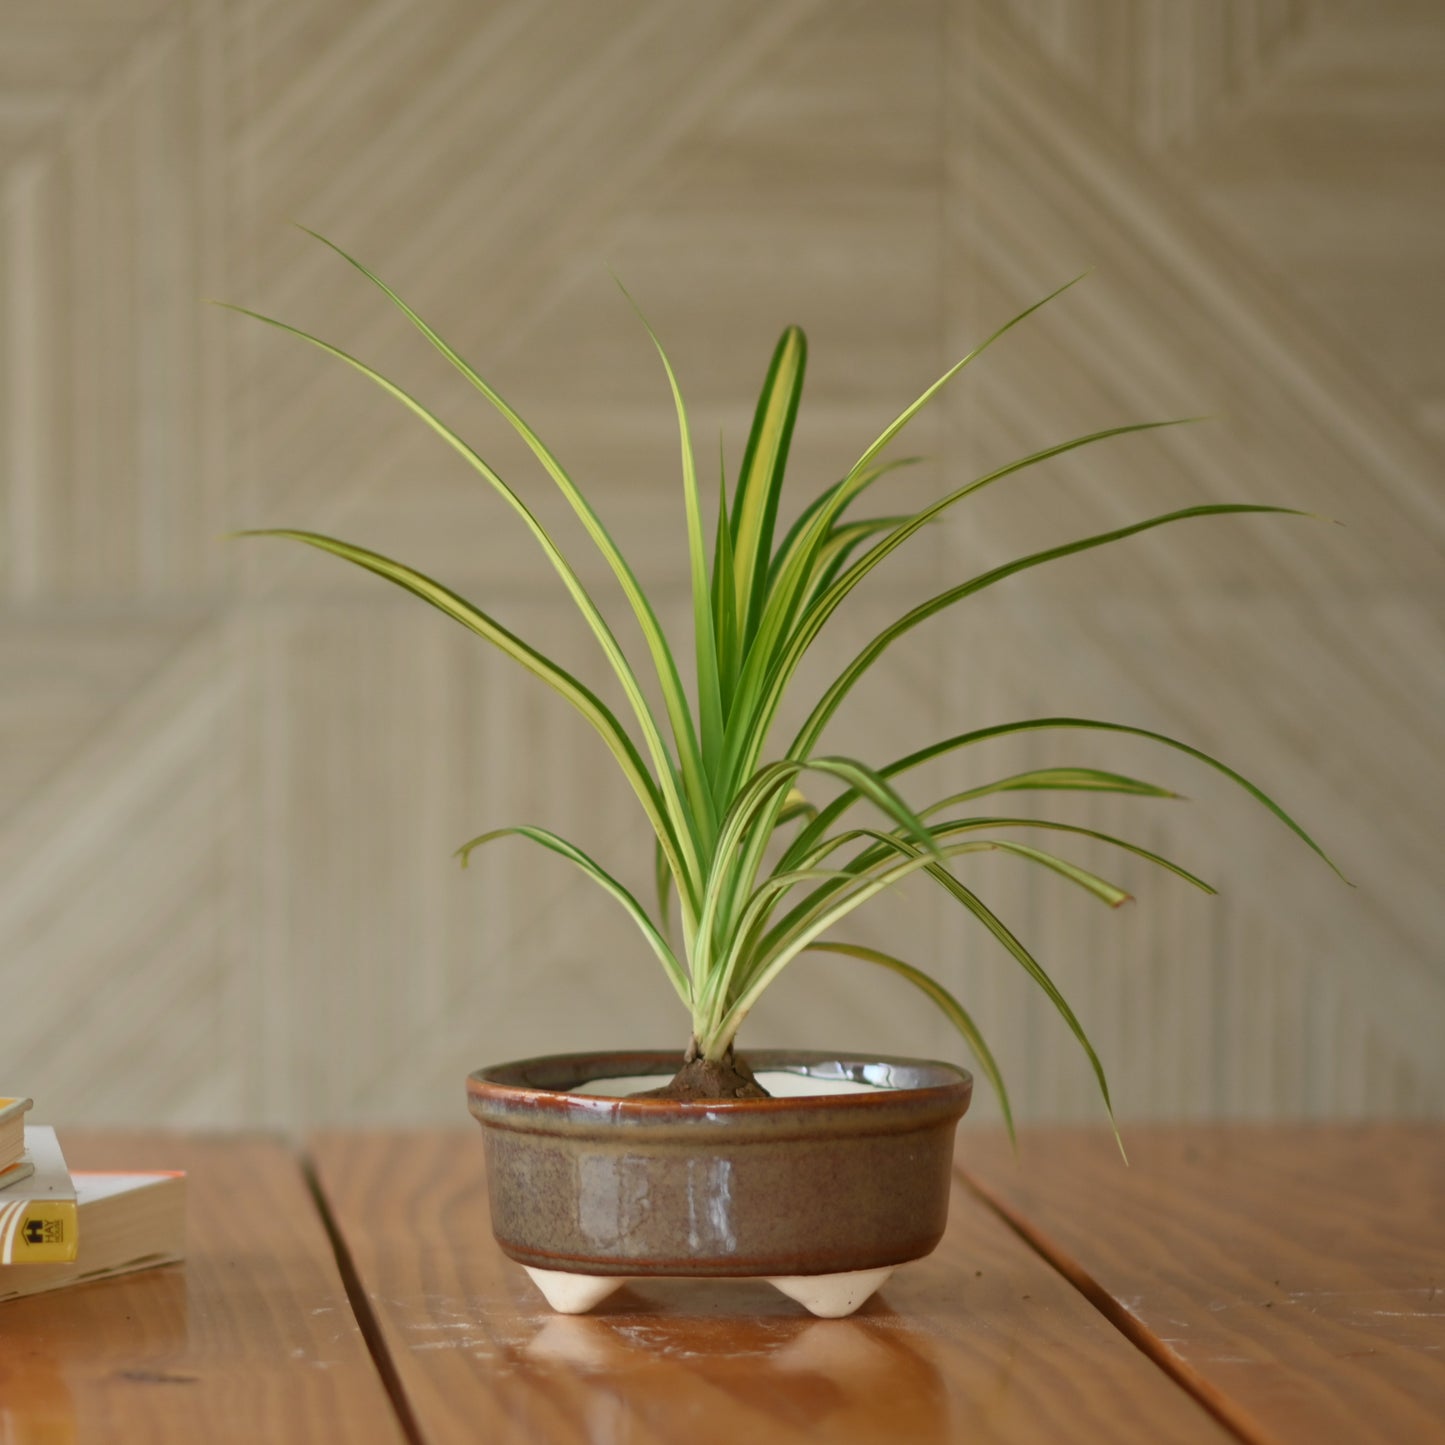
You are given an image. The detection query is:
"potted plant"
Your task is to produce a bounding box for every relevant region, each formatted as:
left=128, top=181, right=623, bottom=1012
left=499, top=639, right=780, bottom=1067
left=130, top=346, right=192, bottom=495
left=231, top=234, right=1341, bottom=1317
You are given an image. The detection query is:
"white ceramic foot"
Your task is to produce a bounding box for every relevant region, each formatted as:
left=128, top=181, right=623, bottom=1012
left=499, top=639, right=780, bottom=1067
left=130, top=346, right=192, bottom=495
left=766, top=1266, right=894, bottom=1318
left=523, top=1266, right=627, bottom=1314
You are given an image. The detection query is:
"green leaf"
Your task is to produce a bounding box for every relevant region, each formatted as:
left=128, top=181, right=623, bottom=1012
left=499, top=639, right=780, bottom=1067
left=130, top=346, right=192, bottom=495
left=733, top=279, right=1087, bottom=750
left=712, top=445, right=742, bottom=718
left=714, top=862, right=863, bottom=1004
left=237, top=529, right=695, bottom=912
left=611, top=280, right=727, bottom=803
left=731, top=326, right=807, bottom=645
left=919, top=768, right=1180, bottom=814
left=769, top=828, right=1122, bottom=1152
left=792, top=503, right=1297, bottom=761
left=724, top=417, right=1193, bottom=791
left=928, top=870, right=1125, bottom=1159
left=716, top=847, right=953, bottom=1044
left=218, top=301, right=708, bottom=916
left=736, top=755, right=945, bottom=933
left=793, top=715, right=1347, bottom=885
left=759, top=822, right=1165, bottom=991
left=840, top=276, right=1085, bottom=500
left=690, top=760, right=816, bottom=1013
left=806, top=941, right=1014, bottom=1144
left=800, top=758, right=943, bottom=864
left=806, top=514, right=914, bottom=605
left=920, top=816, right=1213, bottom=894
left=766, top=457, right=923, bottom=597
left=692, top=756, right=944, bottom=1033
left=294, top=229, right=717, bottom=845
left=457, top=825, right=690, bottom=1007
left=655, top=836, right=673, bottom=939
left=786, top=774, right=1179, bottom=872
left=802, top=828, right=1135, bottom=906
left=956, top=839, right=1134, bottom=907
left=720, top=459, right=926, bottom=795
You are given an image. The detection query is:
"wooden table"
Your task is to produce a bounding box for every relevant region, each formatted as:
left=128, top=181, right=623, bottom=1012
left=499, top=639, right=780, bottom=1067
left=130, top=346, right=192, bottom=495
left=2, top=1126, right=1439, bottom=1444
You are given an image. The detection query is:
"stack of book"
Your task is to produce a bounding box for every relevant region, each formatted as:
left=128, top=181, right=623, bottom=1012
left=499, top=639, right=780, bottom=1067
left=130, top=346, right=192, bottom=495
left=0, top=1096, right=185, bottom=1304
left=0, top=1096, right=32, bottom=1191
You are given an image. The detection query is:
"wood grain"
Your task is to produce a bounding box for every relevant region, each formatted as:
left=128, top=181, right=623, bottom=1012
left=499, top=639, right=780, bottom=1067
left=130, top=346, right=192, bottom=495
left=0, top=1131, right=406, bottom=1445
left=308, top=1128, right=1231, bottom=1445
left=961, top=1123, right=1445, bottom=1445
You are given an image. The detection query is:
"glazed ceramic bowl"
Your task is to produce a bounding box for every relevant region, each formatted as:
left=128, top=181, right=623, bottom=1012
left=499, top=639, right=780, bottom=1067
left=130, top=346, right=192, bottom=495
left=467, top=1049, right=972, bottom=1299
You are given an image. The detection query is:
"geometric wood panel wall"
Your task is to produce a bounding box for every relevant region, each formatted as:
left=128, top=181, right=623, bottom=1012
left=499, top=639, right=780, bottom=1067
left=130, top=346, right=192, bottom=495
left=1, top=0, right=1441, bottom=1130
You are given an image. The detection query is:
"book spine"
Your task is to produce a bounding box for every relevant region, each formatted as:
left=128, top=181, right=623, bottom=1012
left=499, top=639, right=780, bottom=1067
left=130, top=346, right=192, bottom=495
left=0, top=1197, right=79, bottom=1263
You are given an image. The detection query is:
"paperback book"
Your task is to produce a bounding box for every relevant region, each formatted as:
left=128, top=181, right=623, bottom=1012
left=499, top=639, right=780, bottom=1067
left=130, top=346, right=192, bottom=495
left=0, top=1172, right=185, bottom=1303
left=0, top=1098, right=30, bottom=1170
left=0, top=1127, right=79, bottom=1263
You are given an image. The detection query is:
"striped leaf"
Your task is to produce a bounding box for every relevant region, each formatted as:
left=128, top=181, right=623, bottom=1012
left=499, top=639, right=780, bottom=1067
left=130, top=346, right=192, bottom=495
left=731, top=326, right=807, bottom=646
left=765, top=456, right=922, bottom=597
left=763, top=830, right=1122, bottom=1151
left=220, top=301, right=707, bottom=916
left=789, top=715, right=1346, bottom=886
left=712, top=449, right=742, bottom=717
left=806, top=941, right=1014, bottom=1143
left=613, top=282, right=727, bottom=799
left=722, top=417, right=1193, bottom=792
left=919, top=767, right=1180, bottom=812
left=294, top=230, right=716, bottom=844
left=929, top=870, right=1124, bottom=1159
left=791, top=504, right=1300, bottom=761
left=734, top=278, right=1087, bottom=743
left=920, top=817, right=1212, bottom=894
left=458, top=825, right=690, bottom=1007
left=238, top=530, right=693, bottom=899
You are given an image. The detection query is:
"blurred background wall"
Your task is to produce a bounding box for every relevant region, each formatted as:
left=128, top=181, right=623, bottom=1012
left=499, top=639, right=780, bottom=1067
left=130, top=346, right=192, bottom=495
left=1, top=0, right=1441, bottom=1131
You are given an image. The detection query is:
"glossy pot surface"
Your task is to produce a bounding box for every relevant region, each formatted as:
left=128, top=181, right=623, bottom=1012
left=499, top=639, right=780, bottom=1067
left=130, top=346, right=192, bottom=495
left=467, top=1049, right=972, bottom=1278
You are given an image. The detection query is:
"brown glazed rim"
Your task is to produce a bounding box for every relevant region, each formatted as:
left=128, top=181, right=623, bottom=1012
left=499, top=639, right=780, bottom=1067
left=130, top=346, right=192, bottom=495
left=467, top=1048, right=973, bottom=1139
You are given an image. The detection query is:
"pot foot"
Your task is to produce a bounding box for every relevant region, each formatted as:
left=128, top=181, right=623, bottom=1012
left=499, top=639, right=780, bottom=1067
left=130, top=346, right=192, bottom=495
left=522, top=1267, right=626, bottom=1314
left=766, top=1266, right=895, bottom=1318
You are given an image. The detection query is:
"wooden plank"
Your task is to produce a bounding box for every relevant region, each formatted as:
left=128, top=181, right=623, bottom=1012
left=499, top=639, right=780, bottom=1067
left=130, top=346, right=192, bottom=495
left=308, top=1128, right=1232, bottom=1445
left=961, top=1124, right=1445, bottom=1445
left=0, top=1131, right=406, bottom=1445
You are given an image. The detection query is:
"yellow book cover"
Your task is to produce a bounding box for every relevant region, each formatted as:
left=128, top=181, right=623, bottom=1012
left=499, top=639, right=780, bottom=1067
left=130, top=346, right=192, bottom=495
left=0, top=1097, right=31, bottom=1171
left=0, top=1126, right=78, bottom=1263
left=0, top=1172, right=184, bottom=1304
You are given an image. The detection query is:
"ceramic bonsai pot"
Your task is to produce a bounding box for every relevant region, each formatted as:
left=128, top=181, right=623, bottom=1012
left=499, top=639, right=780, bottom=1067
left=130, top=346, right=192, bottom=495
left=467, top=1049, right=972, bottom=1316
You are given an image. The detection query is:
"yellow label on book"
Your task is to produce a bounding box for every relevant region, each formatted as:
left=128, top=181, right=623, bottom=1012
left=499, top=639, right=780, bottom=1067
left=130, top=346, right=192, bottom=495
left=0, top=1197, right=79, bottom=1263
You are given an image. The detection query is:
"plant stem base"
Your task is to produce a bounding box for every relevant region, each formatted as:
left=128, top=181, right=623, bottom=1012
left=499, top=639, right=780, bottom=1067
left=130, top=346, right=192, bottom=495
left=521, top=1264, right=896, bottom=1318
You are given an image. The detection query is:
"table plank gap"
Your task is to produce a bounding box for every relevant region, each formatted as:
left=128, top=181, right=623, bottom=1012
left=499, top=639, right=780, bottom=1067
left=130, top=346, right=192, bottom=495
left=959, top=1124, right=1445, bottom=1445
left=958, top=1161, right=1277, bottom=1445
left=302, top=1153, right=429, bottom=1445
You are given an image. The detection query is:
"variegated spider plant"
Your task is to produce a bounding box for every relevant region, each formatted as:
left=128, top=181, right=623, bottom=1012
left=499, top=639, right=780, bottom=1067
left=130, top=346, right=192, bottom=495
left=229, top=232, right=1342, bottom=1129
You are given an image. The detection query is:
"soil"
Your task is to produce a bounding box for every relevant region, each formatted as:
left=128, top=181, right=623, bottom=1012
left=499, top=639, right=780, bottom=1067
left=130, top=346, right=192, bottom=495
left=631, top=1041, right=772, bottom=1101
